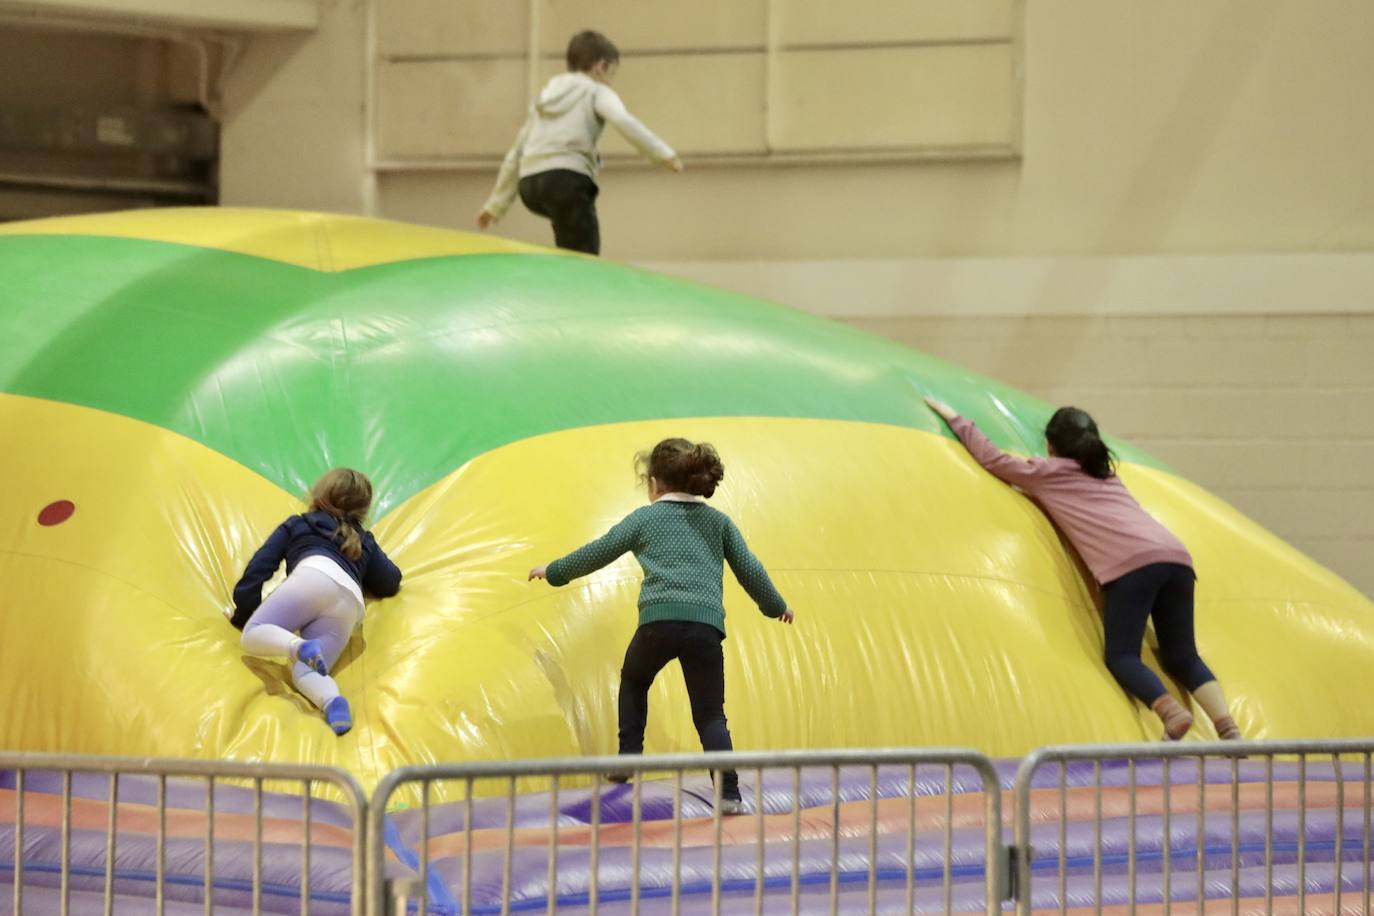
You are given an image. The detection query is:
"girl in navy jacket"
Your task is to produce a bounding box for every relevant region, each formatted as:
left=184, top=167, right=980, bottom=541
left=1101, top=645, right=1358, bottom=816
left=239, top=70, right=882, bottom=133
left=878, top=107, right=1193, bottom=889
left=231, top=468, right=401, bottom=734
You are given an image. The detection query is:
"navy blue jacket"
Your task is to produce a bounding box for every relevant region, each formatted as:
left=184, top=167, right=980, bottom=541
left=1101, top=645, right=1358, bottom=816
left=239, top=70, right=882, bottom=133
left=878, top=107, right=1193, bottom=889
left=230, top=511, right=402, bottom=628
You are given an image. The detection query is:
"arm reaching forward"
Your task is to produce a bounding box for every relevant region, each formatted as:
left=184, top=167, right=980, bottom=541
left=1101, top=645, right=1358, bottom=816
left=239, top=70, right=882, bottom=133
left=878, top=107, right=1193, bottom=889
left=540, top=512, right=642, bottom=586
left=593, top=86, right=678, bottom=167
left=924, top=397, right=1055, bottom=491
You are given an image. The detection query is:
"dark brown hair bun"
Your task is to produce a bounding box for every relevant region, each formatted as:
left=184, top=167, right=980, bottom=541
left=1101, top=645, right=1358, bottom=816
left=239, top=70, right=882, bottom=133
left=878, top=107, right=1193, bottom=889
left=636, top=438, right=725, bottom=498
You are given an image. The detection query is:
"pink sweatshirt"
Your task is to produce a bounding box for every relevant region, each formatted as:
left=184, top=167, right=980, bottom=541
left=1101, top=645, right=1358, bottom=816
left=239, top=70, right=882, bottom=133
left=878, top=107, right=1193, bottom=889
left=948, top=416, right=1192, bottom=584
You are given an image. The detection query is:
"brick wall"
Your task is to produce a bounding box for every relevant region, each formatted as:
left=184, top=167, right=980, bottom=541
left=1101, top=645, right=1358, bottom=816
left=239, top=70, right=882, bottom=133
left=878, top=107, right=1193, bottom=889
left=844, top=313, right=1374, bottom=599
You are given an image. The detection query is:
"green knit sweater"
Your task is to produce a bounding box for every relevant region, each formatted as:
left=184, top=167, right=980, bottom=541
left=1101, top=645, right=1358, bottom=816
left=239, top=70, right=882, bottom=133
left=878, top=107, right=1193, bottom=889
left=546, top=499, right=787, bottom=633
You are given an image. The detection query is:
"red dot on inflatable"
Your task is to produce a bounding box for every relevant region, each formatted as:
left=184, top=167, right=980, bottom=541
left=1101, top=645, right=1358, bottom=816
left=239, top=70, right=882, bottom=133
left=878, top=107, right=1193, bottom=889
left=37, top=500, right=76, bottom=526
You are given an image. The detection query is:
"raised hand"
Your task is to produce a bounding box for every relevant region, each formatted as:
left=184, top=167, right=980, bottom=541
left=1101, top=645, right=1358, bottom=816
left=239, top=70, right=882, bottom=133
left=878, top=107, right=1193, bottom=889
left=923, top=396, right=958, bottom=421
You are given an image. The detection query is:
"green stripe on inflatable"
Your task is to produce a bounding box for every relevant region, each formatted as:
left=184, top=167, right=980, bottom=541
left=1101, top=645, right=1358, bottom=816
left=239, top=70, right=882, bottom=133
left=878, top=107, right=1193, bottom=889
left=0, top=234, right=1165, bottom=511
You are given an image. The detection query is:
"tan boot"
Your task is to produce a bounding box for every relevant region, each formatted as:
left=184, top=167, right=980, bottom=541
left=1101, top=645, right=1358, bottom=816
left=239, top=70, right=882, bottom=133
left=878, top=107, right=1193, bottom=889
left=1151, top=694, right=1193, bottom=740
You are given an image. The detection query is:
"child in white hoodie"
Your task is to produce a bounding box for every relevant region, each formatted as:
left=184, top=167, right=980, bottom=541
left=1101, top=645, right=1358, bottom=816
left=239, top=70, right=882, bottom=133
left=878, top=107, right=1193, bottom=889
left=477, top=30, right=682, bottom=255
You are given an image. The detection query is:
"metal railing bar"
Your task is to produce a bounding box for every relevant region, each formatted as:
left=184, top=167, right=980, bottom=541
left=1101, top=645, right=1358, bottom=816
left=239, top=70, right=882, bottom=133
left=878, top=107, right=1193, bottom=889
left=13, top=768, right=23, bottom=916
left=754, top=766, right=766, bottom=916
left=253, top=777, right=263, bottom=915
left=867, top=764, right=879, bottom=915
left=156, top=773, right=166, bottom=916
left=103, top=771, right=117, bottom=916
left=503, top=775, right=517, bottom=916
left=420, top=778, right=431, bottom=916
left=301, top=778, right=312, bottom=916
left=61, top=769, right=72, bottom=916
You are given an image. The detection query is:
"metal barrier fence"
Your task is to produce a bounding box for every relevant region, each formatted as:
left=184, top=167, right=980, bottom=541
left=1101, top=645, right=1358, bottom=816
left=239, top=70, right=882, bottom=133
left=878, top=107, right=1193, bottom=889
left=367, top=748, right=1007, bottom=916
left=9, top=740, right=1374, bottom=914
left=0, top=752, right=367, bottom=916
left=1013, top=739, right=1374, bottom=916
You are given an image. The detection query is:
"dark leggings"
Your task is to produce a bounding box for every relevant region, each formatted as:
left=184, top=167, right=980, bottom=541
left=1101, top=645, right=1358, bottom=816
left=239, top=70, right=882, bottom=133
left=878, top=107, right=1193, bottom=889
left=1102, top=562, right=1215, bottom=704
left=618, top=620, right=739, bottom=801
left=518, top=169, right=600, bottom=255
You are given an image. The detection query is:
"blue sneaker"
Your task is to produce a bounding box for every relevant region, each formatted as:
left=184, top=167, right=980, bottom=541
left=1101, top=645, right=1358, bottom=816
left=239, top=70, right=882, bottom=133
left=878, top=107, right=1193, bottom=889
left=296, top=639, right=327, bottom=676
left=324, top=696, right=352, bottom=736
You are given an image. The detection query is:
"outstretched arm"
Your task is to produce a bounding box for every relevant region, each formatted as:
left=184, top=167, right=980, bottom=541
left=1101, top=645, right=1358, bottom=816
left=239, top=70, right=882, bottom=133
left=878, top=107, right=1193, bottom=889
left=536, top=513, right=642, bottom=586
left=593, top=86, right=679, bottom=169
left=724, top=520, right=790, bottom=621
left=478, top=115, right=533, bottom=226
left=924, top=397, right=1054, bottom=490
left=230, top=522, right=291, bottom=628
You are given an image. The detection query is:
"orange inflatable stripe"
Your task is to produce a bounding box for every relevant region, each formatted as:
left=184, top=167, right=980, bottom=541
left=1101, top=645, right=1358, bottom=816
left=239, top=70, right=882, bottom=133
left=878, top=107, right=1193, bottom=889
left=1022, top=779, right=1367, bottom=825
left=422, top=780, right=1365, bottom=858
left=0, top=789, right=354, bottom=849
left=1043, top=895, right=1367, bottom=915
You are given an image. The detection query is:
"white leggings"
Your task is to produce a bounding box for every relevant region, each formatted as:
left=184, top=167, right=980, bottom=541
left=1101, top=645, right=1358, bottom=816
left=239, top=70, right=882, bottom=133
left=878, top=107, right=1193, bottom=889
left=240, top=567, right=361, bottom=710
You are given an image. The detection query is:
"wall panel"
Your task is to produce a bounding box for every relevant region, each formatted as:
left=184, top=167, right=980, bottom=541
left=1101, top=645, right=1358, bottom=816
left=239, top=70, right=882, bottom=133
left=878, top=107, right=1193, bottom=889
left=374, top=0, right=1019, bottom=164
left=538, top=0, right=766, bottom=51
left=777, top=0, right=1013, bottom=46
left=773, top=45, right=1015, bottom=151
left=379, top=60, right=528, bottom=158
left=553, top=54, right=768, bottom=156
left=379, top=0, right=526, bottom=57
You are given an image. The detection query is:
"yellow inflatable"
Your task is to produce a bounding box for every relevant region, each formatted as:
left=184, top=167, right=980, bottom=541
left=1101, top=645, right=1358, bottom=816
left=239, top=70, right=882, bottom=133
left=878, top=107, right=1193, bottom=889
left=0, top=209, right=1368, bottom=795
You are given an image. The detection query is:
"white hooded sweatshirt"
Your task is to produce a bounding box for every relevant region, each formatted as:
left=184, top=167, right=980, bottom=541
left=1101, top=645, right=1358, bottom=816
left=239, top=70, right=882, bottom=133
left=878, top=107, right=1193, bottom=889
left=482, top=72, right=676, bottom=220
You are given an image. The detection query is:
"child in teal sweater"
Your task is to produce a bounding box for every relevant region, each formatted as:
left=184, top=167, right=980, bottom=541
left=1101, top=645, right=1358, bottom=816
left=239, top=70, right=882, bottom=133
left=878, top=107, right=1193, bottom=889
left=530, top=437, right=793, bottom=812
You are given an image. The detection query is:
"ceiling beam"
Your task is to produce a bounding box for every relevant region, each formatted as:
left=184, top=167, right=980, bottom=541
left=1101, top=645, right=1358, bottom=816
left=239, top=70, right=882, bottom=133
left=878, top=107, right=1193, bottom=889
left=0, top=0, right=318, bottom=32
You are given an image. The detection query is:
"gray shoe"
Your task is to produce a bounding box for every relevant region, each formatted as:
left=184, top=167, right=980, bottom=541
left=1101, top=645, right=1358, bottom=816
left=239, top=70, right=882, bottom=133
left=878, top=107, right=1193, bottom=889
left=717, top=798, right=748, bottom=816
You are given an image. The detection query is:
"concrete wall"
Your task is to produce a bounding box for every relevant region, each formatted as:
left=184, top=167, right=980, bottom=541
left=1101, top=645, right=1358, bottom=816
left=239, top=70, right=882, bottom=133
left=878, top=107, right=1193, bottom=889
left=215, top=0, right=1374, bottom=259
left=219, top=0, right=368, bottom=213
left=377, top=0, right=1374, bottom=259
left=373, top=0, right=1020, bottom=163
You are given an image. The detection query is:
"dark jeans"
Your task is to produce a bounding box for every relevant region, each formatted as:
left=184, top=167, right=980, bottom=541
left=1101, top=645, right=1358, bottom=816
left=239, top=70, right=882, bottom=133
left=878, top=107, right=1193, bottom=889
left=1101, top=562, right=1216, bottom=704
left=518, top=169, right=600, bottom=255
left=618, top=620, right=739, bottom=801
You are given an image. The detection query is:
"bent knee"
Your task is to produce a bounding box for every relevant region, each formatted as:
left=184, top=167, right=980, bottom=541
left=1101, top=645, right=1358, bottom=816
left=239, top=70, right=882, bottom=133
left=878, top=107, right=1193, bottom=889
left=1158, top=645, right=1200, bottom=669
left=1162, top=654, right=1211, bottom=687
left=1103, top=651, right=1141, bottom=674
left=692, top=712, right=728, bottom=729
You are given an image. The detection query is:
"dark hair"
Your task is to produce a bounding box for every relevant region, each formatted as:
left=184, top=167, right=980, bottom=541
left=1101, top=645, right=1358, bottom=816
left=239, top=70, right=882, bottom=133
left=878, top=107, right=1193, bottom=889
left=1045, top=407, right=1115, bottom=479
left=566, top=30, right=619, bottom=72
left=636, top=438, right=725, bottom=498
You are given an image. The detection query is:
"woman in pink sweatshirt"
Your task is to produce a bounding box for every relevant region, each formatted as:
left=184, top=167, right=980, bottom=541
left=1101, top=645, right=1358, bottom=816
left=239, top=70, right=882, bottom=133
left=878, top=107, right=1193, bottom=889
left=924, top=397, right=1241, bottom=741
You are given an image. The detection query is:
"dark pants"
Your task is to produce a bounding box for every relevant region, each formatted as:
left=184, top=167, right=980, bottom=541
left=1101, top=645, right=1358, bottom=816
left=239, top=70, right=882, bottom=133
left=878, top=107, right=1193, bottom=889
left=1101, top=562, right=1216, bottom=704
left=518, top=169, right=600, bottom=255
left=618, top=620, right=739, bottom=801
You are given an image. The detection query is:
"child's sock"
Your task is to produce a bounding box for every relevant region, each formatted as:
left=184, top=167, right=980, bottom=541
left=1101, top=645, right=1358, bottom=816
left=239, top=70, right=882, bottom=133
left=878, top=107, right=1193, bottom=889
left=1212, top=716, right=1242, bottom=740
left=1151, top=694, right=1193, bottom=740
left=1190, top=681, right=1241, bottom=738
left=324, top=696, right=352, bottom=736
left=294, top=638, right=328, bottom=677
